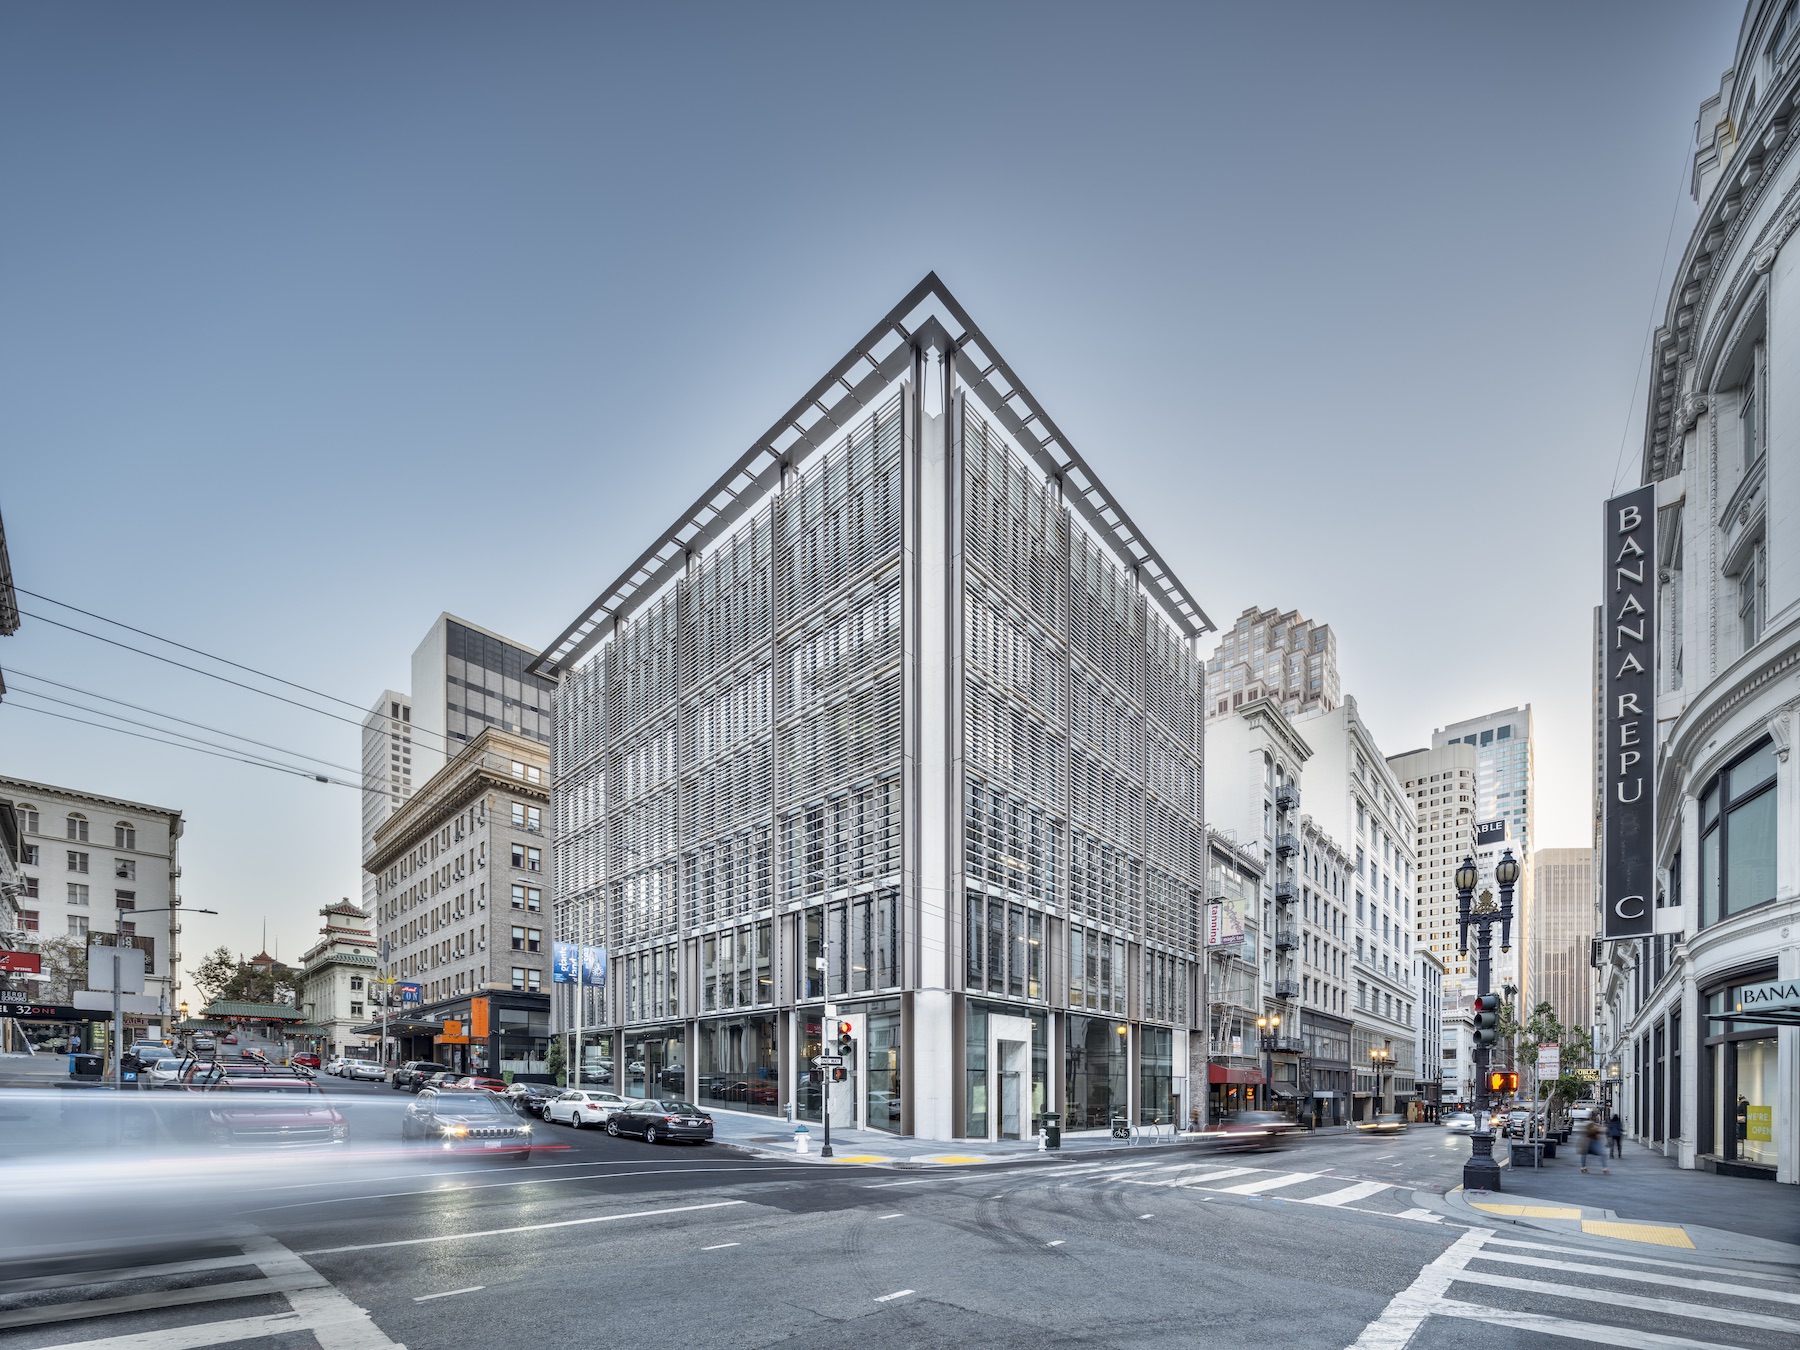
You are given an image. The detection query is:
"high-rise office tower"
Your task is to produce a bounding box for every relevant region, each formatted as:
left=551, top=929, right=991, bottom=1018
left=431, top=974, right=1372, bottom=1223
left=359, top=692, right=412, bottom=909
left=1432, top=707, right=1535, bottom=1005
left=1388, top=742, right=1478, bottom=983
left=409, top=614, right=555, bottom=783
left=1531, top=848, right=1594, bottom=1032
left=1205, top=607, right=1340, bottom=724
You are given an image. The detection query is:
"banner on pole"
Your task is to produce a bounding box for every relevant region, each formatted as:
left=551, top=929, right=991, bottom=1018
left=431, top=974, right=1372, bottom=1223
left=552, top=941, right=579, bottom=984
left=1602, top=485, right=1656, bottom=938
left=580, top=946, right=607, bottom=986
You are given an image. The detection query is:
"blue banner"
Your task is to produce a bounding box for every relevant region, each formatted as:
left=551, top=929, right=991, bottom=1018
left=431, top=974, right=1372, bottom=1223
left=580, top=945, right=607, bottom=986
left=398, top=982, right=422, bottom=1005
left=551, top=942, right=579, bottom=984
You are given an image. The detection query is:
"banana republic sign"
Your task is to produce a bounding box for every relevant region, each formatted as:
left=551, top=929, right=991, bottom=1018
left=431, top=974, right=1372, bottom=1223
left=1603, top=486, right=1655, bottom=939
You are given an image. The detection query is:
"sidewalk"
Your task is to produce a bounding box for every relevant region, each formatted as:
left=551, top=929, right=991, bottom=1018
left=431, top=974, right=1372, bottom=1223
left=706, top=1107, right=1202, bottom=1167
left=1430, top=1138, right=1800, bottom=1265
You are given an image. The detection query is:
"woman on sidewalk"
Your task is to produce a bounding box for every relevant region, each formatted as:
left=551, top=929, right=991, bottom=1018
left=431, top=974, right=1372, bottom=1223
left=1606, top=1112, right=1624, bottom=1160
left=1581, top=1114, right=1608, bottom=1174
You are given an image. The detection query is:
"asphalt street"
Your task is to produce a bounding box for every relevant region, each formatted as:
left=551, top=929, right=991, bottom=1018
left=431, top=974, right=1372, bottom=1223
left=1, top=1084, right=1795, bottom=1350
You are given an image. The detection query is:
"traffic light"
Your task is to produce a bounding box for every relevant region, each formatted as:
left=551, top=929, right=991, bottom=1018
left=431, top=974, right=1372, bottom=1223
left=831, top=1067, right=848, bottom=1083
left=1473, top=993, right=1501, bottom=1048
left=836, top=1020, right=854, bottom=1057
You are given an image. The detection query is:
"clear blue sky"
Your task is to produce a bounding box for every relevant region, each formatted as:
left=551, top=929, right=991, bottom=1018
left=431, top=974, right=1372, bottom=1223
left=0, top=2, right=1744, bottom=960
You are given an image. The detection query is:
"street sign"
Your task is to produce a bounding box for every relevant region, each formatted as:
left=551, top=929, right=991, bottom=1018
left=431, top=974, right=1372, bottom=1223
left=85, top=945, right=145, bottom=994
left=0, top=951, right=42, bottom=974
left=812, top=1055, right=844, bottom=1066
left=1536, top=1043, right=1560, bottom=1078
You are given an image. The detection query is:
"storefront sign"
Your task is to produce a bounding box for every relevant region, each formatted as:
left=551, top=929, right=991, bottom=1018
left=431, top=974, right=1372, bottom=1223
left=0, top=951, right=42, bottom=974
left=1734, top=978, right=1800, bottom=1014
left=0, top=999, right=78, bottom=1019
left=397, top=981, right=421, bottom=1005
left=1746, top=1104, right=1773, bottom=1143
left=1602, top=485, right=1656, bottom=939
left=1475, top=820, right=1508, bottom=847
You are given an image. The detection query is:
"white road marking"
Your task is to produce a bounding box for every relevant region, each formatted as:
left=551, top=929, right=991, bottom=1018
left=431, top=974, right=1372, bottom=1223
left=1047, top=1240, right=1064, bottom=1247
left=1213, top=1171, right=1322, bottom=1195
left=254, top=1163, right=802, bottom=1211
left=878, top=1213, right=903, bottom=1219
left=1473, top=1250, right=1800, bottom=1305
left=1296, top=1180, right=1390, bottom=1208
left=0, top=1252, right=279, bottom=1294
left=1450, top=1269, right=1800, bottom=1335
left=1394, top=1208, right=1444, bottom=1223
left=1432, top=1297, right=1747, bottom=1348
left=0, top=1274, right=328, bottom=1331
left=1348, top=1226, right=1492, bottom=1349
left=1138, top=1214, right=1154, bottom=1220
left=246, top=1236, right=403, bottom=1348
left=702, top=1242, right=740, bottom=1251
left=864, top=1178, right=936, bottom=1188
left=414, top=1285, right=484, bottom=1302
left=1486, top=1235, right=1800, bottom=1280
left=29, top=1312, right=310, bottom=1350
left=298, top=1198, right=747, bottom=1255
left=1122, top=1166, right=1258, bottom=1188
left=874, top=1289, right=915, bottom=1302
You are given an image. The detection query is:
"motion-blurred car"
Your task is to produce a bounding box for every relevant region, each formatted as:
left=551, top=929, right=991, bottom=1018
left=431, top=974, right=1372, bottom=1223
left=1357, top=1114, right=1410, bottom=1135
left=1209, top=1111, right=1297, bottom=1151
left=222, top=1034, right=238, bottom=1045
left=292, top=1052, right=321, bottom=1070
left=545, top=1089, right=632, bottom=1128
left=201, top=1076, right=348, bottom=1148
left=450, top=1076, right=508, bottom=1093
left=1445, top=1111, right=1478, bottom=1134
left=402, top=1089, right=534, bottom=1158
left=191, top=1036, right=217, bottom=1054
left=606, top=1099, right=713, bottom=1145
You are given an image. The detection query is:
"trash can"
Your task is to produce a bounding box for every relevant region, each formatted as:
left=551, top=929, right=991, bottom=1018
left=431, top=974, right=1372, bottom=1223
left=68, top=1053, right=102, bottom=1081
left=1038, top=1112, right=1061, bottom=1149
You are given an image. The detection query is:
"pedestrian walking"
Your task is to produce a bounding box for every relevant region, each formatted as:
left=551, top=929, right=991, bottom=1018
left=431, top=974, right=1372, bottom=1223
left=1606, top=1112, right=1624, bottom=1160
left=1580, top=1114, right=1607, bottom=1173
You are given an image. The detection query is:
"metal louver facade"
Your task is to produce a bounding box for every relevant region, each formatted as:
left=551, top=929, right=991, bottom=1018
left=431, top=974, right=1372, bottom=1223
left=542, top=277, right=1212, bottom=1141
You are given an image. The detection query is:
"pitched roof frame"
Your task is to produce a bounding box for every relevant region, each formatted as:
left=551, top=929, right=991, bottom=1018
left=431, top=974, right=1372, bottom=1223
left=533, top=273, right=1210, bottom=677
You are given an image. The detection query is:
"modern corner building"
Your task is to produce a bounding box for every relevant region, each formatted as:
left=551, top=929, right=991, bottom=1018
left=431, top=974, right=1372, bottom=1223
left=537, top=276, right=1214, bottom=1141
left=1601, top=0, right=1800, bottom=1185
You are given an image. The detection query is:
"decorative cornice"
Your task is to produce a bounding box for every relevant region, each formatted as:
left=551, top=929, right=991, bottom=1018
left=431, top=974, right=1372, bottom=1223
left=1675, top=392, right=1709, bottom=433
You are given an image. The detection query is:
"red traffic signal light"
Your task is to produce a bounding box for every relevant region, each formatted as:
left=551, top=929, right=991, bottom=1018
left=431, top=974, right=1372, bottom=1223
left=836, top=1020, right=854, bottom=1056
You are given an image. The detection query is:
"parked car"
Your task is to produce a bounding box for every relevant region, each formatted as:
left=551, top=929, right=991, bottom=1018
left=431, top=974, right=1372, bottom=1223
left=292, top=1052, right=321, bottom=1070
left=1445, top=1111, right=1478, bottom=1134
left=142, top=1055, right=189, bottom=1088
left=1504, top=1109, right=1532, bottom=1139
left=402, top=1089, right=533, bottom=1158
left=192, top=1036, right=217, bottom=1055
left=419, top=1071, right=462, bottom=1093
left=1209, top=1111, right=1297, bottom=1151
left=393, top=1061, right=449, bottom=1092
left=504, top=1081, right=564, bottom=1118
left=1357, top=1114, right=1410, bottom=1135
left=341, top=1059, right=385, bottom=1081
left=123, top=1040, right=174, bottom=1071
left=545, top=1089, right=633, bottom=1128
left=200, top=1077, right=348, bottom=1148
left=606, top=1099, right=714, bottom=1144
left=450, top=1076, right=508, bottom=1094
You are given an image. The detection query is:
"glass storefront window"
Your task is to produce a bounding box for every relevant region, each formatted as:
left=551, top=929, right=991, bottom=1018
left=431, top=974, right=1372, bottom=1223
left=623, top=1028, right=685, bottom=1101
left=796, top=1017, right=824, bottom=1123
left=1066, top=1014, right=1129, bottom=1129
left=966, top=1006, right=987, bottom=1138
left=1140, top=1026, right=1174, bottom=1127
left=865, top=1003, right=902, bottom=1134
left=697, top=1014, right=780, bottom=1118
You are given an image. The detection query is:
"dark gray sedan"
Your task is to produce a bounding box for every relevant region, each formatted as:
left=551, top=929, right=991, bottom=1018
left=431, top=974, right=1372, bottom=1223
left=606, top=1099, right=713, bottom=1145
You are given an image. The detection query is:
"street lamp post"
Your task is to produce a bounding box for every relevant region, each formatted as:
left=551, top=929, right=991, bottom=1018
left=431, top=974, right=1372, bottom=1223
left=1455, top=849, right=1518, bottom=1191
left=1256, top=1013, right=1281, bottom=1112
left=1369, top=1046, right=1392, bottom=1116
left=108, top=905, right=217, bottom=1086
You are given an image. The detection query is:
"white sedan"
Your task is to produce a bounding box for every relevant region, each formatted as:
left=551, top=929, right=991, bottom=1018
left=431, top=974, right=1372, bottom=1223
left=545, top=1090, right=633, bottom=1128
left=343, top=1059, right=386, bottom=1081
left=1445, top=1111, right=1478, bottom=1134
left=142, top=1056, right=189, bottom=1088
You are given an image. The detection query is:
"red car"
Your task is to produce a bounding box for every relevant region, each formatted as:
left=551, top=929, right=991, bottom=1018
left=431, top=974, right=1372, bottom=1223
left=453, top=1076, right=510, bottom=1094
left=222, top=1034, right=238, bottom=1045
left=292, top=1052, right=321, bottom=1069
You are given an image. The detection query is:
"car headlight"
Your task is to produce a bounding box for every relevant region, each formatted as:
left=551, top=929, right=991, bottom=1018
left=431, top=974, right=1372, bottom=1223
left=443, top=1125, right=469, bottom=1138
left=519, top=1124, right=532, bottom=1136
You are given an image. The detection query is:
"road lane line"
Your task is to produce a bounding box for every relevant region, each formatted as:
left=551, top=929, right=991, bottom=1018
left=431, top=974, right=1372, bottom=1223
left=1449, top=1269, right=1800, bottom=1334
left=874, top=1289, right=914, bottom=1302
left=1047, top=1240, right=1064, bottom=1247
left=878, top=1213, right=903, bottom=1219
left=1296, top=1180, right=1390, bottom=1207
left=1138, top=1166, right=1259, bottom=1188
left=864, top=1178, right=936, bottom=1188
left=414, top=1285, right=485, bottom=1302
left=28, top=1312, right=309, bottom=1350
left=1348, top=1227, right=1492, bottom=1350
left=297, top=1199, right=748, bottom=1255
left=702, top=1242, right=740, bottom=1251
left=253, top=1163, right=806, bottom=1211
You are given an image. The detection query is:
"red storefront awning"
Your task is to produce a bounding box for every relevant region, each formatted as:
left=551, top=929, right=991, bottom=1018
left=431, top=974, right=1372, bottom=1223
left=1208, top=1064, right=1265, bottom=1085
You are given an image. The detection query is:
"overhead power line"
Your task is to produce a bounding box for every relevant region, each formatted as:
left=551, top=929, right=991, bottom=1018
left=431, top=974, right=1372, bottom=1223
left=7, top=702, right=340, bottom=785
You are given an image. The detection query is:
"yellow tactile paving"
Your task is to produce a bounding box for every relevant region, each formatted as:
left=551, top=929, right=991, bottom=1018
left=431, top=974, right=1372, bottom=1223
left=1581, top=1220, right=1696, bottom=1248
left=830, top=1155, right=890, bottom=1163
left=923, top=1155, right=987, bottom=1165
left=1469, top=1203, right=1582, bottom=1218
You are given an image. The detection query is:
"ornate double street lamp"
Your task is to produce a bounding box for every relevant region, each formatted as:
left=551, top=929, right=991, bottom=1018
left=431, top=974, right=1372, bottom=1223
left=1369, top=1045, right=1392, bottom=1115
left=1456, top=848, right=1518, bottom=1190
left=1255, top=1013, right=1281, bottom=1113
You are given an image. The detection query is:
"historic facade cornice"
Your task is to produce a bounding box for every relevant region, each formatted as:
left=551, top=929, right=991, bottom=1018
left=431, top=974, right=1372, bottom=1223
left=366, top=726, right=550, bottom=872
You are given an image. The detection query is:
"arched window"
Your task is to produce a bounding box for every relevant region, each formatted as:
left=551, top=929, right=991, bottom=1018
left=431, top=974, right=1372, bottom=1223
left=114, top=822, right=136, bottom=850
left=14, top=804, right=38, bottom=834
left=66, top=812, right=88, bottom=842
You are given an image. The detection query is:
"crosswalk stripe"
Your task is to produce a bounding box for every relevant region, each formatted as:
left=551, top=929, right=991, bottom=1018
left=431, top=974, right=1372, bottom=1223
left=0, top=1253, right=263, bottom=1296
left=29, top=1312, right=311, bottom=1350
left=1213, top=1171, right=1321, bottom=1195
left=1449, top=1268, right=1800, bottom=1335
left=1431, top=1295, right=1747, bottom=1349
left=1473, top=1250, right=1800, bottom=1306
left=1125, top=1167, right=1260, bottom=1188
left=1296, top=1180, right=1390, bottom=1207
left=1486, top=1236, right=1800, bottom=1282
left=0, top=1272, right=328, bottom=1330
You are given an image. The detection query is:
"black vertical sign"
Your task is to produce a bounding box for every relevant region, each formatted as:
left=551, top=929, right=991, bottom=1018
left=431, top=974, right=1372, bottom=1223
left=1603, top=486, right=1655, bottom=939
